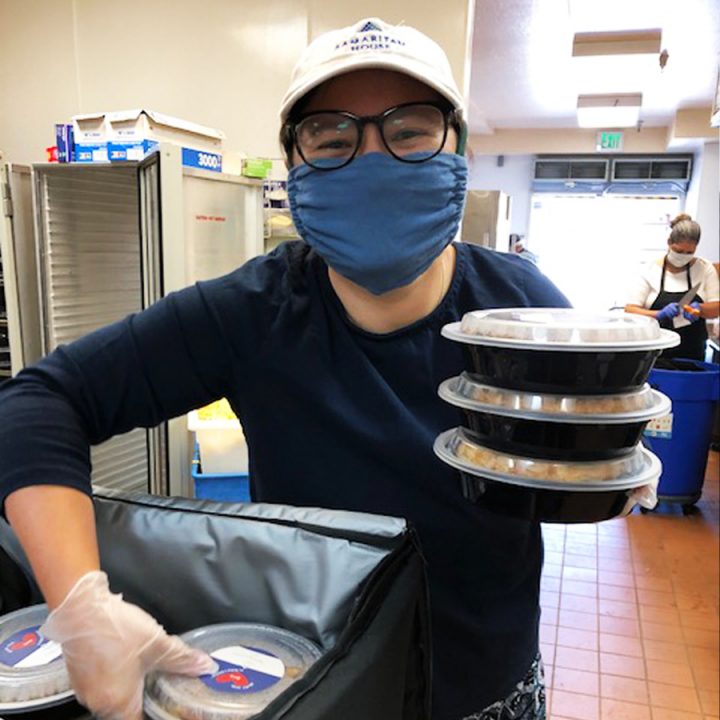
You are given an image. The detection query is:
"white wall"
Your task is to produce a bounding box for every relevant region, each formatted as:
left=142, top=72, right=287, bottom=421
left=467, top=154, right=534, bottom=240
left=0, top=0, right=474, bottom=164
left=685, top=141, right=720, bottom=264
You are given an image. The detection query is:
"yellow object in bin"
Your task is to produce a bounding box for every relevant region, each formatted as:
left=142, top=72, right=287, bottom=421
left=188, top=399, right=249, bottom=475
left=194, top=398, right=238, bottom=423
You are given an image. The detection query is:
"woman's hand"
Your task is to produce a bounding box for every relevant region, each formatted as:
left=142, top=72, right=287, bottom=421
left=682, top=302, right=702, bottom=322
left=41, top=571, right=216, bottom=719
left=655, top=302, right=680, bottom=323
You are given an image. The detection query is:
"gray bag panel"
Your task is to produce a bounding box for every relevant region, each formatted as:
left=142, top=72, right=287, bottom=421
left=96, top=489, right=407, bottom=540
left=1, top=490, right=409, bottom=651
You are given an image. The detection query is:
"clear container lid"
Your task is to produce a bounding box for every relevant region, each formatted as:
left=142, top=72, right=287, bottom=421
left=442, top=308, right=680, bottom=351
left=0, top=605, right=72, bottom=713
left=144, top=623, right=322, bottom=720
left=434, top=427, right=661, bottom=491
left=439, top=374, right=672, bottom=423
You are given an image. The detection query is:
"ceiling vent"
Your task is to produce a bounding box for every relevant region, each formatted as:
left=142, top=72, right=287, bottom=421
left=611, top=156, right=692, bottom=181
left=534, top=158, right=609, bottom=181
left=571, top=29, right=662, bottom=57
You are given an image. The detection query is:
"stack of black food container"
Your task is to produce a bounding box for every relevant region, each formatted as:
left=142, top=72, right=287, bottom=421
left=435, top=308, right=680, bottom=523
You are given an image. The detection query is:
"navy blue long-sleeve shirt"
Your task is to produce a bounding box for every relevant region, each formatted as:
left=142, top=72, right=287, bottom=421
left=0, top=241, right=569, bottom=719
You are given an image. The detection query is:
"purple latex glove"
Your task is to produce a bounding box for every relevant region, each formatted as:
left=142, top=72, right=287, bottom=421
left=655, top=302, right=680, bottom=323
left=682, top=302, right=702, bottom=322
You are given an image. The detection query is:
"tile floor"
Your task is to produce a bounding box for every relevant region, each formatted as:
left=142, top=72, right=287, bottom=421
left=541, top=449, right=719, bottom=720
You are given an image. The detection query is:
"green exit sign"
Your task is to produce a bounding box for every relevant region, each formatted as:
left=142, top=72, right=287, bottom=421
left=596, top=131, right=624, bottom=152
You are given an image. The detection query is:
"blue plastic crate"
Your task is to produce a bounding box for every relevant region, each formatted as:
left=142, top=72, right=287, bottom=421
left=192, top=444, right=251, bottom=502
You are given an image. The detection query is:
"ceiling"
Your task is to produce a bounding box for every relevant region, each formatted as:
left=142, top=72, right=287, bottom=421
left=467, top=0, right=720, bottom=134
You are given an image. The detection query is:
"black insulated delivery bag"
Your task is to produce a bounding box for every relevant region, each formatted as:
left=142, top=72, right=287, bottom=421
left=0, top=489, right=432, bottom=720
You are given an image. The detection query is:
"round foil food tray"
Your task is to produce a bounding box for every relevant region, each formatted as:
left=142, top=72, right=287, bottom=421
left=144, top=623, right=322, bottom=720
left=0, top=605, right=73, bottom=715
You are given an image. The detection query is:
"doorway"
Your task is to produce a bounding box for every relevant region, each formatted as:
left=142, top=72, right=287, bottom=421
left=528, top=194, right=682, bottom=311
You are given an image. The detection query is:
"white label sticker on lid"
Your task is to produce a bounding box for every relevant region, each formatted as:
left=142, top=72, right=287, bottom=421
left=201, top=645, right=286, bottom=694
left=212, top=646, right=285, bottom=678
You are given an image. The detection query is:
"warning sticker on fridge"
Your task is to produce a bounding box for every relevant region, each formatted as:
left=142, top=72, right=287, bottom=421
left=644, top=413, right=673, bottom=439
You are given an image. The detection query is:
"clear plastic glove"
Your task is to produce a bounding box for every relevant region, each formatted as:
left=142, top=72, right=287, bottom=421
left=621, top=476, right=659, bottom=516
left=655, top=302, right=680, bottom=323
left=682, top=302, right=702, bottom=323
left=40, top=571, right=216, bottom=720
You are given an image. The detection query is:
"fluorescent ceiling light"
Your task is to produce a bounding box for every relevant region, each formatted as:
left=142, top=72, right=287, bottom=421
left=572, top=29, right=662, bottom=57
left=577, top=93, right=642, bottom=128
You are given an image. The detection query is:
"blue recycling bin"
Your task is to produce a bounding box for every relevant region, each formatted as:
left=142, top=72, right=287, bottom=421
left=644, top=359, right=720, bottom=506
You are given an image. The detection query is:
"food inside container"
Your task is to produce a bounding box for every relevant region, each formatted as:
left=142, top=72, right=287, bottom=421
left=144, top=623, right=322, bottom=720
left=454, top=308, right=675, bottom=347
left=441, top=374, right=671, bottom=419
left=0, top=605, right=73, bottom=714
left=438, top=374, right=671, bottom=460
left=442, top=309, right=679, bottom=394
left=434, top=428, right=661, bottom=523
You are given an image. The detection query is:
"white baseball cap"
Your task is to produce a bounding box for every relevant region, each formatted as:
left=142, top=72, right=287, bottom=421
left=280, top=17, right=466, bottom=121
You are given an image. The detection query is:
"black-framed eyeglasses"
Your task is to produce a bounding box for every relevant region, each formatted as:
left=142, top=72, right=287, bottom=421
left=285, top=101, right=458, bottom=171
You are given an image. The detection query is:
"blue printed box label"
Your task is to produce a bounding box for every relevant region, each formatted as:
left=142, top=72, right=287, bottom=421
left=182, top=147, right=222, bottom=172
left=644, top=413, right=672, bottom=439
left=108, top=140, right=158, bottom=162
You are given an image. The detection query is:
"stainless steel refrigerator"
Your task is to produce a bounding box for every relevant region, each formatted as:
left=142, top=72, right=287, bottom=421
left=0, top=144, right=264, bottom=498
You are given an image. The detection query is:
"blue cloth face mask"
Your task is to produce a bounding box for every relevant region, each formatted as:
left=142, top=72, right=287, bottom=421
left=287, top=152, right=468, bottom=295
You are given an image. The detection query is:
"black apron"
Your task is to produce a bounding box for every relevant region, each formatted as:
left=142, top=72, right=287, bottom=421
left=650, top=257, right=707, bottom=360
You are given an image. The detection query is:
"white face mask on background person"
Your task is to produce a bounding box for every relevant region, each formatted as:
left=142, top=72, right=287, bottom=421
left=667, top=249, right=695, bottom=268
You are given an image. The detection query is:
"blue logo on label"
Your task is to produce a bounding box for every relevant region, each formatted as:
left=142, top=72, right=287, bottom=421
left=0, top=626, right=56, bottom=668
left=201, top=653, right=282, bottom=694
left=334, top=22, right=405, bottom=52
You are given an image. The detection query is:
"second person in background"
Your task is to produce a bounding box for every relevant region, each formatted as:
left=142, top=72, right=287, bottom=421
left=625, top=213, right=720, bottom=360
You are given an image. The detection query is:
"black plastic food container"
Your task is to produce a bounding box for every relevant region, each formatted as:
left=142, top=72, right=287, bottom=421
left=462, top=345, right=661, bottom=394
left=458, top=472, right=636, bottom=524
left=461, top=410, right=646, bottom=460
left=438, top=375, right=671, bottom=461
left=433, top=428, right=661, bottom=524
left=4, top=700, right=89, bottom=719
left=442, top=309, right=680, bottom=395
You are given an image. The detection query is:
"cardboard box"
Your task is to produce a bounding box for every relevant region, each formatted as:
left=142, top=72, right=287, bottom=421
left=242, top=157, right=272, bottom=178
left=54, top=124, right=74, bottom=163
left=72, top=113, right=109, bottom=163
left=72, top=109, right=225, bottom=171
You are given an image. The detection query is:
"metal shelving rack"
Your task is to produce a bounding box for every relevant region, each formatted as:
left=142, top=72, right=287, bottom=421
left=1, top=147, right=264, bottom=498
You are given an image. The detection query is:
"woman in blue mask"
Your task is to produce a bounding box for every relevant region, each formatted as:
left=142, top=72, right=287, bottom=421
left=0, top=17, right=570, bottom=720
left=625, top=213, right=719, bottom=360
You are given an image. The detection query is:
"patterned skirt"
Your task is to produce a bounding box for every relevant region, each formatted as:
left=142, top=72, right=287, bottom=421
left=461, top=654, right=546, bottom=720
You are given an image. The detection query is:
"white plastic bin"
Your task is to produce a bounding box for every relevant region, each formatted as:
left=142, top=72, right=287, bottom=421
left=187, top=399, right=248, bottom=475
